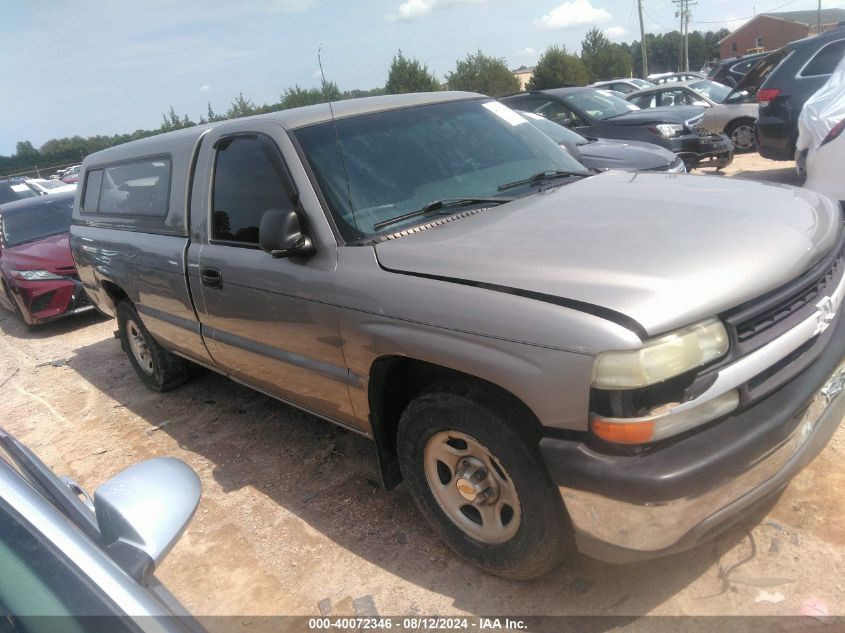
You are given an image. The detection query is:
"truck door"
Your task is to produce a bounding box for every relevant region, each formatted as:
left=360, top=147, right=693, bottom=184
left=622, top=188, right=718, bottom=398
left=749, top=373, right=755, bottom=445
left=186, top=120, right=359, bottom=428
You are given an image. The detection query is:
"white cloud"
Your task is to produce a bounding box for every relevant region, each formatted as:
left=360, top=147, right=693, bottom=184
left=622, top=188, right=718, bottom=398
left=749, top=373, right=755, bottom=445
left=517, top=46, right=536, bottom=56
left=534, top=0, right=612, bottom=31
left=312, top=69, right=323, bottom=78
left=387, top=0, right=488, bottom=22
left=199, top=84, right=211, bottom=92
left=604, top=26, right=625, bottom=40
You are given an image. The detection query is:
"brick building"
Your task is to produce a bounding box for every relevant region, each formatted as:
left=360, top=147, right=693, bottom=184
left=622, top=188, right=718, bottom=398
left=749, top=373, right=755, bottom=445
left=719, top=8, right=845, bottom=59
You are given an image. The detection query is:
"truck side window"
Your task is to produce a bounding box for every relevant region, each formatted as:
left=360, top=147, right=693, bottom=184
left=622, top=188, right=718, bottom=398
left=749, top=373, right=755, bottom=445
left=212, top=135, right=297, bottom=245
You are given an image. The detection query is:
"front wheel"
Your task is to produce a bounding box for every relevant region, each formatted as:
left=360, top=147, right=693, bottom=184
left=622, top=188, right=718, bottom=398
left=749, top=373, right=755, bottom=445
left=726, top=119, right=756, bottom=153
left=116, top=301, right=190, bottom=391
left=397, top=387, right=572, bottom=579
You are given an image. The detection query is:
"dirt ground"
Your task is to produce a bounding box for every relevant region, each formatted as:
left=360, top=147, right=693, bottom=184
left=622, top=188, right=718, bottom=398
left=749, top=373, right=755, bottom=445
left=1, top=151, right=843, bottom=623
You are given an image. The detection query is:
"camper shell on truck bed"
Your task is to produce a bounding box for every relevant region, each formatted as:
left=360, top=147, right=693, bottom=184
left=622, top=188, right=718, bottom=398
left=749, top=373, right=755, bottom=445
left=71, top=91, right=845, bottom=579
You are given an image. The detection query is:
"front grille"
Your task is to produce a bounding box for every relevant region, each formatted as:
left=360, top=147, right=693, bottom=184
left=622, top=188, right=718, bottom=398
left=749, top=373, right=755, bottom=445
left=723, top=238, right=844, bottom=355
left=30, top=291, right=55, bottom=313
left=736, top=257, right=840, bottom=344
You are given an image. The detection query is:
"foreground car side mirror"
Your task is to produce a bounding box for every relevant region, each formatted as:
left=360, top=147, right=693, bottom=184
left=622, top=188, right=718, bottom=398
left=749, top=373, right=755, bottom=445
left=95, top=457, right=200, bottom=582
left=259, top=208, right=316, bottom=259
left=693, top=100, right=711, bottom=107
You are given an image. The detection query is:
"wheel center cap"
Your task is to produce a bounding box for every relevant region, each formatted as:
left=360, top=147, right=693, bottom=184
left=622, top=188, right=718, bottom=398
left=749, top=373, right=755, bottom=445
left=455, top=478, right=477, bottom=501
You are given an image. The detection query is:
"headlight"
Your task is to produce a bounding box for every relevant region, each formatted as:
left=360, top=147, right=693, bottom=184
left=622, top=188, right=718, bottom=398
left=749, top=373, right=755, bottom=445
left=652, top=123, right=685, bottom=138
left=668, top=158, right=687, bottom=173
left=10, top=269, right=64, bottom=281
left=592, top=319, right=729, bottom=389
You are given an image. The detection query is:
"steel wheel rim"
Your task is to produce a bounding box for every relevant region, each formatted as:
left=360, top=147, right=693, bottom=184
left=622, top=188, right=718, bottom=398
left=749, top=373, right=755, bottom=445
left=731, top=124, right=755, bottom=150
left=423, top=430, right=521, bottom=544
left=126, top=319, right=154, bottom=375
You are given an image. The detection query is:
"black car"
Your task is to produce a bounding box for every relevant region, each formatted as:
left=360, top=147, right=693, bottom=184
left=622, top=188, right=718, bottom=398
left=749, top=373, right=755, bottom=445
left=0, top=177, right=40, bottom=205
left=706, top=52, right=768, bottom=87
left=499, top=88, right=733, bottom=170
left=752, top=26, right=845, bottom=160
left=519, top=111, right=686, bottom=172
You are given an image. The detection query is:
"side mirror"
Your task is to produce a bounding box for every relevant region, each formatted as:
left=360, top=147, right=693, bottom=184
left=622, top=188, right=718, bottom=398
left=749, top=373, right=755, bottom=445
left=259, top=208, right=316, bottom=259
left=95, top=457, right=201, bottom=582
left=693, top=100, right=711, bottom=107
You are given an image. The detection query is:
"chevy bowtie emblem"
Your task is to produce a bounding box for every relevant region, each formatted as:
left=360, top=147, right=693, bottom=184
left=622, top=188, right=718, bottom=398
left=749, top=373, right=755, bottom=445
left=814, top=296, right=836, bottom=335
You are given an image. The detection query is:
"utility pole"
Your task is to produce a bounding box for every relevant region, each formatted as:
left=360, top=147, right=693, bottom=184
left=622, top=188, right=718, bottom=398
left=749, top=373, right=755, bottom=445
left=818, top=0, right=822, bottom=34
left=637, top=0, right=649, bottom=77
left=672, top=0, right=696, bottom=71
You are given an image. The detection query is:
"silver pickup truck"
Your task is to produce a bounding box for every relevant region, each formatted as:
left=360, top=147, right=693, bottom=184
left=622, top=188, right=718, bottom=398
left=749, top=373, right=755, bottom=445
left=70, top=92, right=845, bottom=579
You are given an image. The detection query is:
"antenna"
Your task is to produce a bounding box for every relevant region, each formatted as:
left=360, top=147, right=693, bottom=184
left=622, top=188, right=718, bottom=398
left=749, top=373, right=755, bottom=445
left=317, top=45, right=358, bottom=234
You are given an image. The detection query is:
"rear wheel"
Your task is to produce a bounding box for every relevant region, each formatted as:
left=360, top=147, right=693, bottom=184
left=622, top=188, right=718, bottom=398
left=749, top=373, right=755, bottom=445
left=726, top=119, right=756, bottom=153
left=397, top=386, right=572, bottom=579
left=116, top=301, right=190, bottom=391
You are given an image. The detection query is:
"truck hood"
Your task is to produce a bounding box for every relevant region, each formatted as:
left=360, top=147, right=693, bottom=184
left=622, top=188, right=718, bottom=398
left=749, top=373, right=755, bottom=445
left=374, top=171, right=841, bottom=337
left=608, top=105, right=705, bottom=126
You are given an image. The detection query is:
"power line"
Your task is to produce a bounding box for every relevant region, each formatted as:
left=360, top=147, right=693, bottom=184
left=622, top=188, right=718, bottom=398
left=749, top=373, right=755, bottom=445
left=642, top=5, right=672, bottom=30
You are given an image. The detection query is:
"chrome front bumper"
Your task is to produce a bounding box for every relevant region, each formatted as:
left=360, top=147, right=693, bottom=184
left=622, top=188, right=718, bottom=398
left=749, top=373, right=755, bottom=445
left=555, top=360, right=845, bottom=561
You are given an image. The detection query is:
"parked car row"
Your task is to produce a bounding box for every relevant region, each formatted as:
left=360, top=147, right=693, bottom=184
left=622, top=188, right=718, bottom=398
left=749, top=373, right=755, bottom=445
left=625, top=79, right=759, bottom=152
left=499, top=87, right=734, bottom=169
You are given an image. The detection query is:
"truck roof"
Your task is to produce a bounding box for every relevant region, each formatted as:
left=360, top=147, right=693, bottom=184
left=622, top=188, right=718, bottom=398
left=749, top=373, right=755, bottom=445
left=85, top=91, right=482, bottom=165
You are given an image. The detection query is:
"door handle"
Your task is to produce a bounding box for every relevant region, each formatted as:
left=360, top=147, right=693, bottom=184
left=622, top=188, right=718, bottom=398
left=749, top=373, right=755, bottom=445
left=200, top=267, right=222, bottom=288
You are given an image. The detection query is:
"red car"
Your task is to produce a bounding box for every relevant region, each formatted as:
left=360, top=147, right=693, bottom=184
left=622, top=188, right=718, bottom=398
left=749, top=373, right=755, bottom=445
left=0, top=192, right=93, bottom=326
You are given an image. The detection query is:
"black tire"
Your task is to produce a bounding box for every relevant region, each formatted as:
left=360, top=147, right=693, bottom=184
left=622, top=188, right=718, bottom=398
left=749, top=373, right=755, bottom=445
left=116, top=301, right=190, bottom=392
left=397, top=384, right=572, bottom=580
left=725, top=119, right=756, bottom=153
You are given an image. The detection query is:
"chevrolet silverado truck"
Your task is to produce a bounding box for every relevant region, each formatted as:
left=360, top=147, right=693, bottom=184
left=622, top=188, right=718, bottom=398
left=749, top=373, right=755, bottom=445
left=70, top=92, right=845, bottom=579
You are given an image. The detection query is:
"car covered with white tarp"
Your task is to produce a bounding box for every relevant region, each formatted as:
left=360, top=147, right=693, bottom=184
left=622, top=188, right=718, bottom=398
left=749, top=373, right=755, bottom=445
left=797, top=55, right=845, bottom=202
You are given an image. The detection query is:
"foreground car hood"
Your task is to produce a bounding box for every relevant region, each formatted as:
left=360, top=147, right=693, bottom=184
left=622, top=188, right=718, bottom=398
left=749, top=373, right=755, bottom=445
left=375, top=171, right=840, bottom=336
left=609, top=105, right=705, bottom=126
left=579, top=138, right=676, bottom=171
left=3, top=234, right=75, bottom=272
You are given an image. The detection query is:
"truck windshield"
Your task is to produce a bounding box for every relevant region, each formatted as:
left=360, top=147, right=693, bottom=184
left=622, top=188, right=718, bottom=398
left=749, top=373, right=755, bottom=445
left=293, top=98, right=588, bottom=241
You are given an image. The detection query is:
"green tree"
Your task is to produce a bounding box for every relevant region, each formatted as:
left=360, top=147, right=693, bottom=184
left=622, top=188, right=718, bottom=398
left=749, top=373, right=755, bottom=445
left=160, top=106, right=195, bottom=132
left=527, top=46, right=590, bottom=89
left=225, top=93, right=258, bottom=119
left=580, top=28, right=632, bottom=81
left=278, top=81, right=342, bottom=109
left=446, top=50, right=519, bottom=97
left=206, top=103, right=224, bottom=123
left=385, top=50, right=440, bottom=94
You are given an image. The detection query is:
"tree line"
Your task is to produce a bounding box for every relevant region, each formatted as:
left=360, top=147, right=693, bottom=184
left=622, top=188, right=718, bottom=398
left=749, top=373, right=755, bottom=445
left=0, top=26, right=728, bottom=178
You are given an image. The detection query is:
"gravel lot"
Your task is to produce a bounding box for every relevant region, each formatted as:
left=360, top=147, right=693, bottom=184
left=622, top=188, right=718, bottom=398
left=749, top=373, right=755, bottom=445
left=1, top=152, right=843, bottom=624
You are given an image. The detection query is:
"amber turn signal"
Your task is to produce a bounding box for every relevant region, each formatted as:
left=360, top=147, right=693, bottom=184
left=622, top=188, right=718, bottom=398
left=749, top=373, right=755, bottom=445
left=591, top=418, right=655, bottom=444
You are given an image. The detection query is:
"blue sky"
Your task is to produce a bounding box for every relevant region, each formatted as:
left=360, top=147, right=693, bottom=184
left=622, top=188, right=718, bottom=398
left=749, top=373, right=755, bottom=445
left=2, top=0, right=843, bottom=156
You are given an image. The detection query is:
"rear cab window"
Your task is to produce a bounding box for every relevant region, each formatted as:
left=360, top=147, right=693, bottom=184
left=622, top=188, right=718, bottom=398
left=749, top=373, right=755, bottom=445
left=81, top=157, right=171, bottom=216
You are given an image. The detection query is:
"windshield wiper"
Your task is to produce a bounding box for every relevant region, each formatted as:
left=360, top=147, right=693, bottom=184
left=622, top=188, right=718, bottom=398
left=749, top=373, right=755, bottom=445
left=497, top=170, right=589, bottom=192
left=372, top=197, right=514, bottom=231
